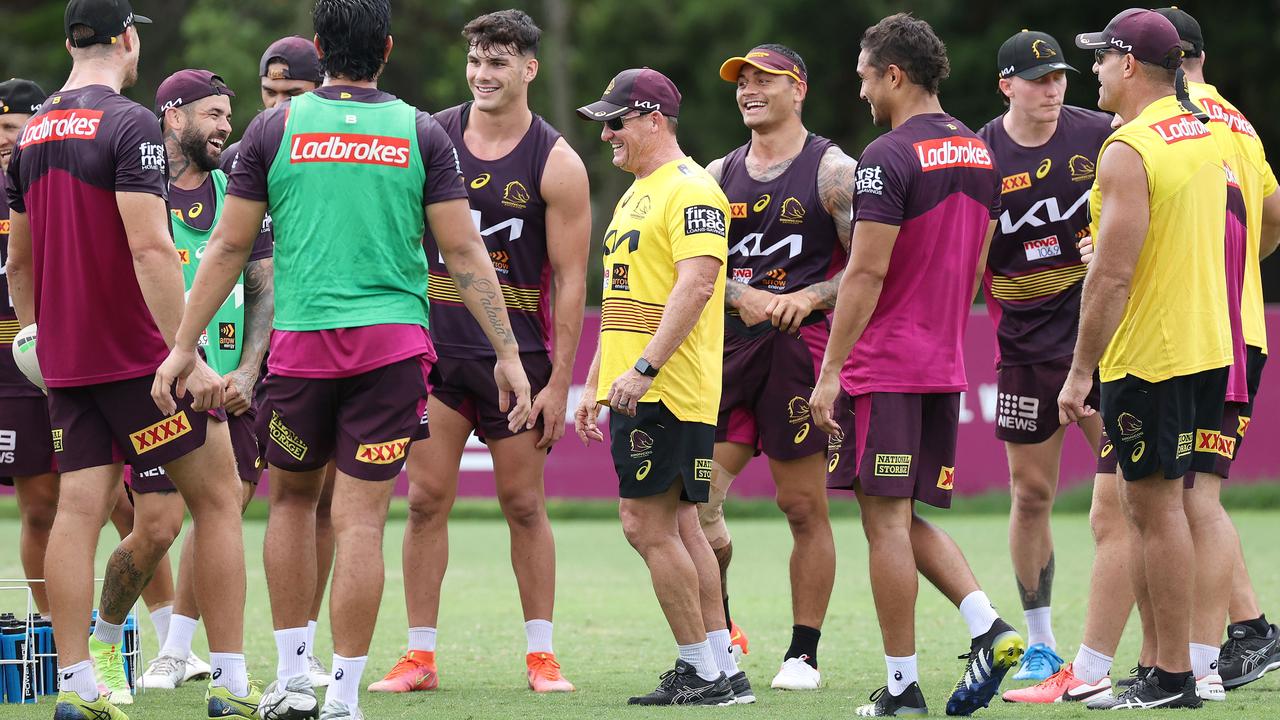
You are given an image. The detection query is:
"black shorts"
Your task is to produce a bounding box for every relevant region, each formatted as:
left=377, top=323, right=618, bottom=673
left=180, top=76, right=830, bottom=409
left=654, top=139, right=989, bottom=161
left=609, top=401, right=714, bottom=503
left=996, top=357, right=1101, bottom=444
left=1100, top=367, right=1228, bottom=481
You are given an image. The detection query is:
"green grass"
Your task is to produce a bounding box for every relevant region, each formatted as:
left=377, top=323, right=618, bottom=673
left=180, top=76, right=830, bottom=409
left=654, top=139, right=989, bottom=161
left=1, top=508, right=1279, bottom=718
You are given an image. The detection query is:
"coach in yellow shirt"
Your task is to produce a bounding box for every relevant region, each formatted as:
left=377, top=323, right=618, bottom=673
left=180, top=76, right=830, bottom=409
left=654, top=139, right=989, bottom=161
left=1061, top=9, right=1230, bottom=710
left=573, top=68, right=745, bottom=707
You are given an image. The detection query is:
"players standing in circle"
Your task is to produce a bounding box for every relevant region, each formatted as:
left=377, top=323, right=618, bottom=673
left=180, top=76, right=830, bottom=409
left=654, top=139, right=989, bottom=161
left=369, top=10, right=589, bottom=695
left=808, top=13, right=1024, bottom=716
left=1060, top=8, right=1232, bottom=710
left=975, top=30, right=1111, bottom=682
left=574, top=68, right=747, bottom=706
left=700, top=43, right=852, bottom=690
left=6, top=2, right=251, bottom=718
left=154, top=1, right=532, bottom=717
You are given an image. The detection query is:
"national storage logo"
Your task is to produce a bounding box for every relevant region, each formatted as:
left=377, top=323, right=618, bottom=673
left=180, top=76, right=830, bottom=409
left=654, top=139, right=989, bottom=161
left=288, top=132, right=411, bottom=168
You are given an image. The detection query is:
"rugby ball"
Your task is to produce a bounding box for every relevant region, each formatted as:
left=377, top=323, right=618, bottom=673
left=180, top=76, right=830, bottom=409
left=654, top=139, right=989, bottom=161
left=12, top=323, right=46, bottom=393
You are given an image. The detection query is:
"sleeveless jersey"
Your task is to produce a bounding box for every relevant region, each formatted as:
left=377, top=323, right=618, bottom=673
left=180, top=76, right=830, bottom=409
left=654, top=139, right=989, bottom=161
left=423, top=103, right=561, bottom=358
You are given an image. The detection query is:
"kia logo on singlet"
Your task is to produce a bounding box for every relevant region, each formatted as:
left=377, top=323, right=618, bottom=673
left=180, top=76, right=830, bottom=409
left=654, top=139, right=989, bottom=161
left=1150, top=115, right=1211, bottom=145
left=288, top=132, right=411, bottom=168
left=18, top=109, right=104, bottom=147
left=913, top=137, right=993, bottom=172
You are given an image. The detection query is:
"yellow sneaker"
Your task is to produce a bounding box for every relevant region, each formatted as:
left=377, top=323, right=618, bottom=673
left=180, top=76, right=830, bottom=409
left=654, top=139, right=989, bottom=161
left=53, top=690, right=130, bottom=719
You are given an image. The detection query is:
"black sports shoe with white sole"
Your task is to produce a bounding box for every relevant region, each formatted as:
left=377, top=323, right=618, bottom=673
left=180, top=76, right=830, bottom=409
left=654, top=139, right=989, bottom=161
left=627, top=660, right=735, bottom=706
left=856, top=683, right=928, bottom=716
left=1089, top=672, right=1202, bottom=710
left=728, top=670, right=755, bottom=704
left=1220, top=622, right=1280, bottom=690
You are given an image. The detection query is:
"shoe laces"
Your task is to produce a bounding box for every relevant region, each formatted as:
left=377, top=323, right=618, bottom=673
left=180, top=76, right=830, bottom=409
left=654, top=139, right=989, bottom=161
left=1219, top=639, right=1243, bottom=664
left=1021, top=645, right=1064, bottom=674
left=388, top=655, right=425, bottom=676
left=868, top=685, right=889, bottom=703
left=654, top=667, right=680, bottom=692
left=96, top=644, right=128, bottom=688
left=1037, top=666, right=1074, bottom=691
left=952, top=646, right=983, bottom=694
left=528, top=653, right=563, bottom=679
left=147, top=654, right=186, bottom=677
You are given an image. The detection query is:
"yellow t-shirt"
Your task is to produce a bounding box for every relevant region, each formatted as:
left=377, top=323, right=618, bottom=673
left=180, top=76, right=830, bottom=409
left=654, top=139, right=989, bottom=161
left=1190, top=82, right=1277, bottom=354
left=1089, top=95, right=1233, bottom=383
left=596, top=157, right=729, bottom=424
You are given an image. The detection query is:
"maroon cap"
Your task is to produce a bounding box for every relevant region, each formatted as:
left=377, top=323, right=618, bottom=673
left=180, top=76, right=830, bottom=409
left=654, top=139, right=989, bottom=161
left=259, top=36, right=323, bottom=84
left=718, top=46, right=807, bottom=83
left=576, top=68, right=682, bottom=121
left=1075, top=8, right=1183, bottom=69
left=155, top=69, right=234, bottom=116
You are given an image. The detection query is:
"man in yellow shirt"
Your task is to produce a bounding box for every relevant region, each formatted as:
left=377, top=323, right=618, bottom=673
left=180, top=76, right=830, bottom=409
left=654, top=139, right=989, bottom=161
left=573, top=68, right=745, bottom=706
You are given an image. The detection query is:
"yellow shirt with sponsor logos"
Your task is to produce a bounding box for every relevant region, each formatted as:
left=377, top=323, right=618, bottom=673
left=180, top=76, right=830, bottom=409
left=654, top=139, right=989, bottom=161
left=1189, top=82, right=1277, bottom=354
left=597, top=157, right=728, bottom=424
left=1089, top=95, right=1232, bottom=383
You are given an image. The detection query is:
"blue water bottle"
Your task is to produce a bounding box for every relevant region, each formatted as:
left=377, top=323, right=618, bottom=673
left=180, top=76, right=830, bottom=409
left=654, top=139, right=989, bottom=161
left=30, top=615, right=54, bottom=695
left=122, top=613, right=138, bottom=689
left=0, top=618, right=32, bottom=703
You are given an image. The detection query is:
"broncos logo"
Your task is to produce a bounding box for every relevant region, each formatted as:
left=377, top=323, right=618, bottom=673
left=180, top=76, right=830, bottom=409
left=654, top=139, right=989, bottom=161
left=503, top=180, right=531, bottom=209
left=1031, top=39, right=1057, bottom=59
left=779, top=196, right=806, bottom=224
left=787, top=396, right=810, bottom=424
left=1117, top=412, right=1143, bottom=441
left=629, top=429, right=654, bottom=456
left=1068, top=154, right=1097, bottom=183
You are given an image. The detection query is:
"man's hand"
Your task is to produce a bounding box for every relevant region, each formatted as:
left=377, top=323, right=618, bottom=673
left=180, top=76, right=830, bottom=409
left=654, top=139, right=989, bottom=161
left=1077, top=235, right=1094, bottom=265
left=574, top=389, right=604, bottom=446
left=494, top=356, right=533, bottom=433
left=528, top=379, right=570, bottom=450
left=809, top=372, right=843, bottom=438
left=222, top=368, right=259, bottom=416
left=152, top=348, right=223, bottom=414
left=1057, top=368, right=1097, bottom=425
left=767, top=290, right=817, bottom=334
left=733, top=284, right=775, bottom=326
left=606, top=368, right=653, bottom=418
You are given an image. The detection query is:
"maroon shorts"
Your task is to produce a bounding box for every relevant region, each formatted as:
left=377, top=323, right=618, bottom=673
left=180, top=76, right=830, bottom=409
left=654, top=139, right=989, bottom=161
left=128, top=408, right=264, bottom=494
left=0, top=395, right=56, bottom=482
left=826, top=390, right=959, bottom=509
left=261, top=356, right=430, bottom=481
left=1211, top=346, right=1265, bottom=479
left=716, top=320, right=829, bottom=460
left=996, top=357, right=1101, bottom=444
left=429, top=352, right=550, bottom=441
left=47, top=375, right=209, bottom=474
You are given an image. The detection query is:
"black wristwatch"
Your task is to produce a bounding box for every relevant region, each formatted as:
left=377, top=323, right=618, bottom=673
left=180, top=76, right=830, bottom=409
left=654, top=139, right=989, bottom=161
left=634, top=357, right=660, bottom=378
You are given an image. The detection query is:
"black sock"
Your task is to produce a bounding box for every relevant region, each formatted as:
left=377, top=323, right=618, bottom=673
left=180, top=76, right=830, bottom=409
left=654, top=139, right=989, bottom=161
left=722, top=596, right=732, bottom=630
left=785, top=625, right=821, bottom=668
left=1152, top=666, right=1191, bottom=693
left=1242, top=614, right=1270, bottom=636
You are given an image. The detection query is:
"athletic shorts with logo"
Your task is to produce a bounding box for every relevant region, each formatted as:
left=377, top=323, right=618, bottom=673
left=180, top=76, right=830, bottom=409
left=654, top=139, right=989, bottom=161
left=996, top=355, right=1100, bottom=444
left=716, top=318, right=829, bottom=460
left=429, top=352, right=551, bottom=441
left=0, top=397, right=56, bottom=482
left=610, top=401, right=715, bottom=503
left=826, top=390, right=958, bottom=509
left=261, top=356, right=429, bottom=482
left=1099, top=366, right=1228, bottom=482
left=128, top=408, right=264, bottom=494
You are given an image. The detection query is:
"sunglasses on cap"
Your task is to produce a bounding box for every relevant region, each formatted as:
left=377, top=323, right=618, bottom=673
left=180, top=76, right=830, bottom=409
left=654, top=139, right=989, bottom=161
left=606, top=110, right=660, bottom=131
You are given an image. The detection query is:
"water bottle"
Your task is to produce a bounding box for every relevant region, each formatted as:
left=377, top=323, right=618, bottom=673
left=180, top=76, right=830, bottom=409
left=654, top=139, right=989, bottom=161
left=0, top=618, right=32, bottom=703
left=30, top=615, right=54, bottom=695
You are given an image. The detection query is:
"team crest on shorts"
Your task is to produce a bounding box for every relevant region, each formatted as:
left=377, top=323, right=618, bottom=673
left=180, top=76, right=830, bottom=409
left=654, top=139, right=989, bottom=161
left=629, top=430, right=654, bottom=459
left=1117, top=412, right=1143, bottom=441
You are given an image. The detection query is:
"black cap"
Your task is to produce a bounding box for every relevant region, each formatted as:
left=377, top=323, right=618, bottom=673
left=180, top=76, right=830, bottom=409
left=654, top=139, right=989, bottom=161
left=1154, top=7, right=1204, bottom=57
left=65, top=0, right=151, bottom=48
left=998, top=30, right=1077, bottom=80
left=577, top=68, right=682, bottom=121
left=0, top=79, right=48, bottom=115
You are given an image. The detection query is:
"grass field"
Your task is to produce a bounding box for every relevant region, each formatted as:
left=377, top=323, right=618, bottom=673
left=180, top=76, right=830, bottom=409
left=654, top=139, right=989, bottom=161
left=2, top=501, right=1279, bottom=718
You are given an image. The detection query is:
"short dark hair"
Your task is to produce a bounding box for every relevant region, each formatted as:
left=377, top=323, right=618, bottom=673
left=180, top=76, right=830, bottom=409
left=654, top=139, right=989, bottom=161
left=755, top=43, right=807, bottom=81
left=463, top=10, right=541, bottom=57
left=313, top=0, right=391, bottom=83
left=860, top=13, right=950, bottom=95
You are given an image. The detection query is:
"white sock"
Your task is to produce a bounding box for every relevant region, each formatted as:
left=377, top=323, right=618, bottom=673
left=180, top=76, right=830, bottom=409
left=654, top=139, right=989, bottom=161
left=59, top=659, right=99, bottom=702
left=150, top=605, right=173, bottom=650
left=161, top=614, right=199, bottom=659
left=307, top=620, right=318, bottom=656
left=959, top=591, right=999, bottom=639
left=1024, top=607, right=1055, bottom=650
left=1190, top=643, right=1220, bottom=678
left=525, top=619, right=554, bottom=654
left=707, top=629, right=739, bottom=677
left=1073, top=644, right=1113, bottom=685
left=329, top=654, right=367, bottom=707
left=274, top=626, right=310, bottom=684
left=886, top=654, right=918, bottom=696
left=209, top=652, right=249, bottom=696
left=408, top=627, right=437, bottom=653
left=93, top=617, right=124, bottom=646
left=677, top=640, right=720, bottom=682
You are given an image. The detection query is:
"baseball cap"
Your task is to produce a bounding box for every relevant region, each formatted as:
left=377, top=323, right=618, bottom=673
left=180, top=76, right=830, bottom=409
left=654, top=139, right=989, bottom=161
left=1075, top=8, right=1183, bottom=70
left=1154, top=7, right=1204, bottom=57
left=259, top=36, right=324, bottom=84
left=718, top=46, right=807, bottom=83
left=997, top=30, right=1077, bottom=80
left=0, top=79, right=48, bottom=115
left=576, top=68, right=682, bottom=121
left=64, top=0, right=151, bottom=48
left=154, top=69, right=235, bottom=116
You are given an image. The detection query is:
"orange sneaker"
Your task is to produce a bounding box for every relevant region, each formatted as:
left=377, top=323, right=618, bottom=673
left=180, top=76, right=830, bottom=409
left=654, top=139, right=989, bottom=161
left=367, top=650, right=439, bottom=692
left=526, top=652, right=575, bottom=692
left=1001, top=663, right=1112, bottom=704
left=730, top=621, right=750, bottom=657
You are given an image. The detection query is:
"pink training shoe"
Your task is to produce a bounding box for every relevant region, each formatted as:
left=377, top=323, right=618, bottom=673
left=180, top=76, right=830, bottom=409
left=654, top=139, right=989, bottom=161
left=1002, top=663, right=1113, bottom=704
left=367, top=650, right=439, bottom=692
left=527, top=652, right=575, bottom=692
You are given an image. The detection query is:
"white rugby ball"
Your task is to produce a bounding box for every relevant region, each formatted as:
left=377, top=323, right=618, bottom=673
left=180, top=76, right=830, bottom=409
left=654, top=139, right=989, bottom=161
left=12, top=323, right=46, bottom=393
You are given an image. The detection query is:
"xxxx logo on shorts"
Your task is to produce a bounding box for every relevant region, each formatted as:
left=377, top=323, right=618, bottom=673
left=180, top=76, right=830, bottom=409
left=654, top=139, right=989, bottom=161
left=356, top=438, right=410, bottom=465
left=937, top=466, right=955, bottom=491
left=269, top=411, right=308, bottom=461
left=1195, top=428, right=1236, bottom=459
left=131, top=412, right=191, bottom=454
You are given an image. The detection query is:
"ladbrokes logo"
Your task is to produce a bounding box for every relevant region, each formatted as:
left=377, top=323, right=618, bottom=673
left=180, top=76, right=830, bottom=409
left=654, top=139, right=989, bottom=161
left=131, top=412, right=192, bottom=454
left=913, top=137, right=993, bottom=172
left=1150, top=115, right=1210, bottom=144
left=1198, top=98, right=1258, bottom=139
left=288, top=132, right=411, bottom=167
left=18, top=109, right=104, bottom=147
left=356, top=437, right=410, bottom=465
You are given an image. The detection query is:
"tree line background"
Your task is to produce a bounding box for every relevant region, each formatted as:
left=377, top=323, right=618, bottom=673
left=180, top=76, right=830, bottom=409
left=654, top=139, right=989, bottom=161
left=4, top=0, right=1280, bottom=302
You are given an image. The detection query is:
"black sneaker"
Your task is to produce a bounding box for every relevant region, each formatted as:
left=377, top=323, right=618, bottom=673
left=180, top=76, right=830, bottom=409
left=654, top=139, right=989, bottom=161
left=856, top=683, right=928, bottom=716
left=1089, top=672, right=1202, bottom=710
left=627, top=660, right=734, bottom=706
left=1115, top=664, right=1152, bottom=689
left=728, top=670, right=755, bottom=704
left=1220, top=622, right=1280, bottom=690
left=946, top=618, right=1026, bottom=716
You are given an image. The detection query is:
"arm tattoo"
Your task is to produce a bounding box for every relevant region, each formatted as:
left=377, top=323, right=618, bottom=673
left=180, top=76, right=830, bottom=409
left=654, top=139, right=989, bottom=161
left=818, top=146, right=857, bottom=254
left=705, top=158, right=724, bottom=184
left=724, top=277, right=746, bottom=309
left=99, top=547, right=155, bottom=622
left=1016, top=552, right=1056, bottom=610
left=453, top=272, right=516, bottom=347
left=240, top=258, right=274, bottom=369
left=803, top=272, right=843, bottom=310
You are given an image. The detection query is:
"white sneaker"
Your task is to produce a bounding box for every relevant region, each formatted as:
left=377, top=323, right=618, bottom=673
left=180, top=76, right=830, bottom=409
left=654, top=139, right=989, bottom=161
left=308, top=655, right=333, bottom=688
left=1196, top=673, right=1225, bottom=701
left=771, top=656, right=821, bottom=690
left=319, top=699, right=365, bottom=719
left=138, top=653, right=187, bottom=690
left=258, top=676, right=318, bottom=720
left=185, top=653, right=212, bottom=682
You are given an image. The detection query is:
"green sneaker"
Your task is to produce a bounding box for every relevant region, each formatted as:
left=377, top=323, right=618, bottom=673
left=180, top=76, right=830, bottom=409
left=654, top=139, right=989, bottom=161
left=207, top=678, right=263, bottom=719
left=53, top=689, right=130, bottom=719
left=88, top=637, right=133, bottom=705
